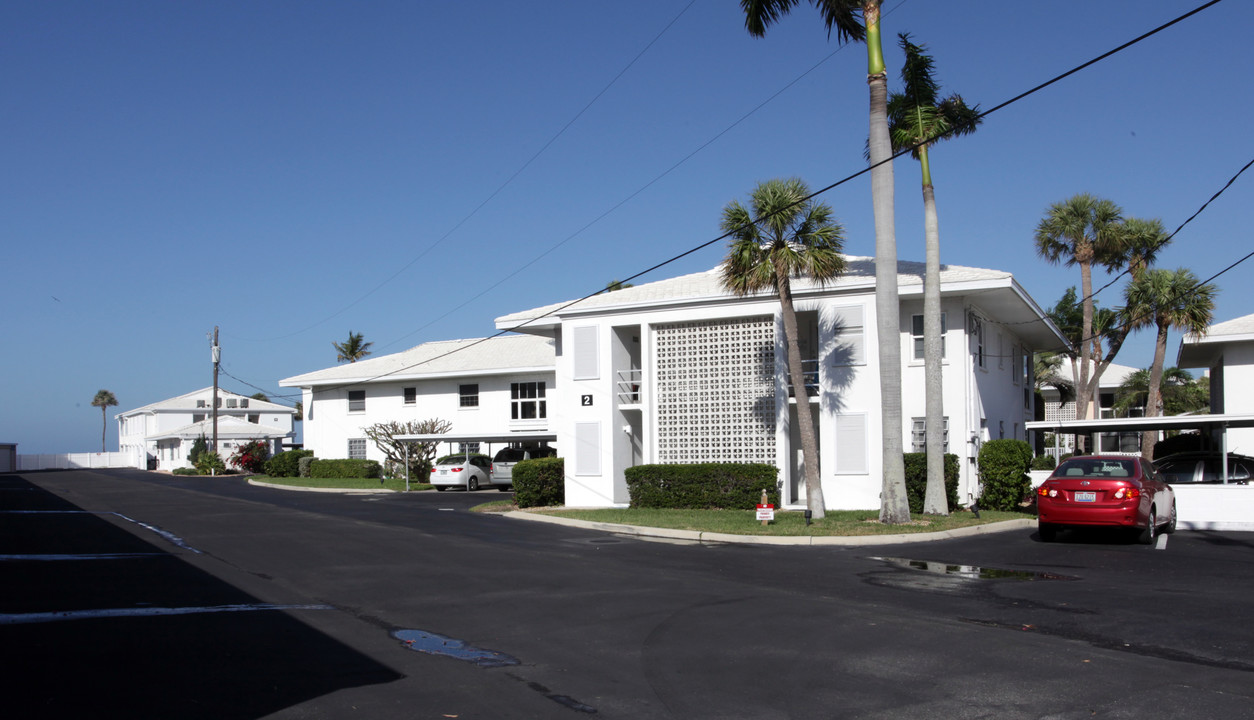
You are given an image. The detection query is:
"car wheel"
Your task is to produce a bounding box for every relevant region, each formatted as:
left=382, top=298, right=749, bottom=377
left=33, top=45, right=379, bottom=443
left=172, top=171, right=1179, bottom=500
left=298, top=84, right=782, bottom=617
left=435, top=486, right=447, bottom=492
left=1038, top=522, right=1057, bottom=543
left=1138, top=506, right=1157, bottom=545
left=497, top=485, right=512, bottom=492
left=1164, top=501, right=1178, bottom=534
left=468, top=476, right=479, bottom=491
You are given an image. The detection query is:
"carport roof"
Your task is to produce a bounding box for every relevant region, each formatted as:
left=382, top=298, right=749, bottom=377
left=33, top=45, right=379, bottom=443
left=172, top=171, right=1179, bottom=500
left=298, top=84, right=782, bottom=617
left=395, top=432, right=557, bottom=444
left=1026, top=412, right=1254, bottom=436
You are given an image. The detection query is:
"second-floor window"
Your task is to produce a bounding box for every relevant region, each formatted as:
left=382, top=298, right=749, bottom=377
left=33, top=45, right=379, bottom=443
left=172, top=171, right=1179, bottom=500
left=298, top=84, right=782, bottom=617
left=348, top=390, right=365, bottom=413
left=511, top=382, right=546, bottom=420
left=460, top=384, right=479, bottom=408
left=403, top=387, right=416, bottom=405
left=911, top=313, right=947, bottom=361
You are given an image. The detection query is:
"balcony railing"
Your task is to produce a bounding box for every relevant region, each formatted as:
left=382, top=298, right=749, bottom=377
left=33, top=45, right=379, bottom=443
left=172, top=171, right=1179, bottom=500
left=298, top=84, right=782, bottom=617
left=616, top=369, right=643, bottom=405
left=786, top=359, right=820, bottom=398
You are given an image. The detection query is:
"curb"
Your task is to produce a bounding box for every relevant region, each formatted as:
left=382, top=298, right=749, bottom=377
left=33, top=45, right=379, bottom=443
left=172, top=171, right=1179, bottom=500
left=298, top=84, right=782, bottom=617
left=247, top=478, right=396, bottom=495
left=503, top=511, right=1037, bottom=546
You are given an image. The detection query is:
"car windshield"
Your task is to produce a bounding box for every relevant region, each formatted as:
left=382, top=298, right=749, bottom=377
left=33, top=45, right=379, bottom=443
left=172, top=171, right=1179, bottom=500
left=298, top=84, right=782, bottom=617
left=1054, top=458, right=1137, bottom=479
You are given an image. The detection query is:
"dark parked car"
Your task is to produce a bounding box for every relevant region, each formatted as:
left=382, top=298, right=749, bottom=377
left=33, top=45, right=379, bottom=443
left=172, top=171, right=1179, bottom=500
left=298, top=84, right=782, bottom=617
left=1036, top=455, right=1176, bottom=544
left=1153, top=451, right=1253, bottom=485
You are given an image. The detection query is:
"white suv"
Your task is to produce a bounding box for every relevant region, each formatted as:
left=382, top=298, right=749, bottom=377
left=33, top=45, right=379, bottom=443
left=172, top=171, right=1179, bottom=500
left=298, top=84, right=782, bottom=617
left=490, top=446, right=557, bottom=491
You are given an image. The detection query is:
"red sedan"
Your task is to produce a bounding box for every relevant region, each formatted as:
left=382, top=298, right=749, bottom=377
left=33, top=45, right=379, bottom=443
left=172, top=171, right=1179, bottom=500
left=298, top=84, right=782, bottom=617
left=1036, top=455, right=1176, bottom=544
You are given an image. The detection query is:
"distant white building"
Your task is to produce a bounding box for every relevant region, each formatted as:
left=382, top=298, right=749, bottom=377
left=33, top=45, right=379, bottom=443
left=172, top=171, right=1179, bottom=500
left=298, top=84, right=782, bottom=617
left=1038, top=357, right=1143, bottom=456
left=495, top=258, right=1065, bottom=510
left=1178, top=312, right=1254, bottom=454
left=117, top=388, right=296, bottom=471
left=278, top=335, right=557, bottom=466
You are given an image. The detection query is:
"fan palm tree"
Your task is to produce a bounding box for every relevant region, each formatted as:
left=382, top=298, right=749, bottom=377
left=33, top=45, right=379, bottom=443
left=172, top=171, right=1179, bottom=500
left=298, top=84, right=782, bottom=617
left=91, top=389, right=118, bottom=453
left=1123, top=268, right=1217, bottom=456
left=1110, top=217, right=1169, bottom=282
left=740, top=0, right=909, bottom=523
left=333, top=331, right=373, bottom=363
left=1114, top=367, right=1198, bottom=417
left=1034, top=194, right=1124, bottom=442
left=885, top=33, right=981, bottom=515
left=720, top=178, right=847, bottom=520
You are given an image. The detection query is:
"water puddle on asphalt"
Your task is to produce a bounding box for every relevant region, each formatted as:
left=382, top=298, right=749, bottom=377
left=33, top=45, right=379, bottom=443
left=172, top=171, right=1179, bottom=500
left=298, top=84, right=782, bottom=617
left=869, top=556, right=1080, bottom=581
left=392, top=629, right=520, bottom=667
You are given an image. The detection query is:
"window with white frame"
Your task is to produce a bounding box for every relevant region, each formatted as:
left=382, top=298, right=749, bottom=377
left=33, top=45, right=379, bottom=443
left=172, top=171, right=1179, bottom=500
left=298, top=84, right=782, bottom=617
left=910, top=313, right=947, bottom=361
left=348, top=390, right=365, bottom=412
left=459, top=384, right=479, bottom=408
left=511, top=382, right=546, bottom=420
left=193, top=414, right=205, bottom=424
left=403, top=387, right=416, bottom=405
left=830, top=305, right=865, bottom=366
left=911, top=417, right=949, bottom=453
left=348, top=438, right=367, bottom=459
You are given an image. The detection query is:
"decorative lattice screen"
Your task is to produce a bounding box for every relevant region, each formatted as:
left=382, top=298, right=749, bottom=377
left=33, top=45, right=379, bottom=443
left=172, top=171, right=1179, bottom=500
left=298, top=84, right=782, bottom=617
left=653, top=316, right=776, bottom=463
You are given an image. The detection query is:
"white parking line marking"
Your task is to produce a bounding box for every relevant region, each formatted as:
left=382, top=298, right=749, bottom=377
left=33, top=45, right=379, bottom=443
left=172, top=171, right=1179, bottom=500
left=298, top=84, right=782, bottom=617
left=0, top=553, right=168, bottom=561
left=1, top=510, right=202, bottom=554
left=0, top=604, right=334, bottom=625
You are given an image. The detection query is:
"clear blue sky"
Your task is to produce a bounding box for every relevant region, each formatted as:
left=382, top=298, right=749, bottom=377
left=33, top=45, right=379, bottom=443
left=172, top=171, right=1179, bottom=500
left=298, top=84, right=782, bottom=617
left=4, top=1, right=1251, bottom=453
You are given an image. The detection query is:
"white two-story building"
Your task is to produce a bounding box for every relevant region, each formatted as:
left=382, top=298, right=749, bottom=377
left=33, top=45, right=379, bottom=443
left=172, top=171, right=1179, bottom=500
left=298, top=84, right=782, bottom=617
left=494, top=258, right=1065, bottom=510
left=279, top=335, right=557, bottom=464
left=117, top=388, right=296, bottom=471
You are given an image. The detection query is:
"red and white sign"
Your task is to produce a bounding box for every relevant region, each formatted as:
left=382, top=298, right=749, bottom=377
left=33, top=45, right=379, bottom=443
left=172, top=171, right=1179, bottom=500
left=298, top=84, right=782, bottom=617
left=755, top=504, right=775, bottom=522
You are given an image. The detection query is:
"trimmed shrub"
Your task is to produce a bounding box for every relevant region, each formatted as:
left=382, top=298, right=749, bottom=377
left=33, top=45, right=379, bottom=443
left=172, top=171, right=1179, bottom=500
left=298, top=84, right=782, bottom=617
left=625, top=463, right=779, bottom=509
left=513, top=457, right=565, bottom=508
left=309, top=458, right=381, bottom=479
left=172, top=467, right=199, bottom=476
left=265, top=449, right=313, bottom=478
left=902, top=453, right=960, bottom=514
left=298, top=455, right=316, bottom=478
left=977, top=439, right=1034, bottom=511
left=1031, top=454, right=1057, bottom=471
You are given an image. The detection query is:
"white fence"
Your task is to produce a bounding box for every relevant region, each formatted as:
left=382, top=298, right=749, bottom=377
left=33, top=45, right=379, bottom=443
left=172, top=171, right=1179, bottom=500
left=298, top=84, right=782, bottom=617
left=18, top=451, right=141, bottom=471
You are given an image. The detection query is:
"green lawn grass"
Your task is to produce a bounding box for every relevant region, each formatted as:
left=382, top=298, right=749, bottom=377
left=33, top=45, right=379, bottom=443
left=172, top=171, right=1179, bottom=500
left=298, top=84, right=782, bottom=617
left=251, top=476, right=434, bottom=492
left=502, top=506, right=1035, bottom=536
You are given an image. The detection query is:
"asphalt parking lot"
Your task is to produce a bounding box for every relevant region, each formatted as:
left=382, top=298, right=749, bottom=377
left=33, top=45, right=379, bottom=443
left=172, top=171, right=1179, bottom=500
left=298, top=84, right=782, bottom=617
left=4, top=468, right=1254, bottom=719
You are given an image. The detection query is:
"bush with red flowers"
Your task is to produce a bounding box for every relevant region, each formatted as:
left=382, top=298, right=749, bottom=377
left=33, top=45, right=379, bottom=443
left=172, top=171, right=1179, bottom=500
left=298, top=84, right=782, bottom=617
left=229, top=439, right=270, bottom=474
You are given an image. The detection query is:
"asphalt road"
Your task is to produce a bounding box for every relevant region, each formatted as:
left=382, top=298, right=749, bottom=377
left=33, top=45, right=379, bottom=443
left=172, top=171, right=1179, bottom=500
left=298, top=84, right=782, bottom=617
left=3, top=469, right=1253, bottom=719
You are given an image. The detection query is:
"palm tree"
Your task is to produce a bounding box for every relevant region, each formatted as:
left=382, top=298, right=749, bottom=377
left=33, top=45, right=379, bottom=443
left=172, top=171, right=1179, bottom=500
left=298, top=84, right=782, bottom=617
left=720, top=178, right=847, bottom=520
left=1114, top=367, right=1199, bottom=417
left=333, top=331, right=373, bottom=363
left=886, top=33, right=981, bottom=515
left=1034, top=194, right=1124, bottom=445
left=741, top=0, right=910, bottom=524
left=91, top=389, right=118, bottom=452
left=1123, top=268, right=1217, bottom=456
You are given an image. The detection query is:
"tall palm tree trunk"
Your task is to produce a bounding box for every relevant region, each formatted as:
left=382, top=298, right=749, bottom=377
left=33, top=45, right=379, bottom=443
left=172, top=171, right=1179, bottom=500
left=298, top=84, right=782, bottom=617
left=778, top=265, right=825, bottom=518
left=868, top=37, right=908, bottom=523
left=1076, top=259, right=1094, bottom=452
left=100, top=406, right=108, bottom=453
left=921, top=176, right=947, bottom=514
left=1141, top=322, right=1170, bottom=457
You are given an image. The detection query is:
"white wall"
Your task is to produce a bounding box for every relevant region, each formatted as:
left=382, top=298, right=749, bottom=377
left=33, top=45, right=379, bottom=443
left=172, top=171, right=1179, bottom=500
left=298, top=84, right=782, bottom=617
left=1219, top=342, right=1254, bottom=453
left=301, top=372, right=557, bottom=463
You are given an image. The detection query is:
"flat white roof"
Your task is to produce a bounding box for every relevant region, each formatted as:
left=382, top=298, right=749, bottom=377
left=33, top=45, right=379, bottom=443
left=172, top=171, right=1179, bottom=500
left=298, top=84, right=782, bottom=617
left=1027, top=413, right=1254, bottom=435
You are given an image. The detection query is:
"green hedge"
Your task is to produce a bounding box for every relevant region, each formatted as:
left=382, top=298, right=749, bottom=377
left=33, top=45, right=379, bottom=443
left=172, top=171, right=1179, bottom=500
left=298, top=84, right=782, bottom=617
left=977, top=439, right=1034, bottom=511
left=172, top=467, right=199, bottom=476
left=1031, top=454, right=1057, bottom=471
left=902, top=453, right=960, bottom=514
left=264, top=449, right=313, bottom=478
left=625, top=463, right=779, bottom=509
left=513, top=457, right=565, bottom=508
left=309, top=458, right=381, bottom=479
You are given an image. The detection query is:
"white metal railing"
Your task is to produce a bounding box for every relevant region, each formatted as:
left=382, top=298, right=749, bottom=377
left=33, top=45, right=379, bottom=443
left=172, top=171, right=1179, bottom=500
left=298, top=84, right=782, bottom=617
left=786, top=359, right=820, bottom=398
left=616, top=369, right=643, bottom=404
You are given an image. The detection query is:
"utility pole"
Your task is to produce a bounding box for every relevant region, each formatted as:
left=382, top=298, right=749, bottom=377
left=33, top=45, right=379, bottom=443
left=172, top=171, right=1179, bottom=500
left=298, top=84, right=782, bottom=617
left=211, top=326, right=220, bottom=455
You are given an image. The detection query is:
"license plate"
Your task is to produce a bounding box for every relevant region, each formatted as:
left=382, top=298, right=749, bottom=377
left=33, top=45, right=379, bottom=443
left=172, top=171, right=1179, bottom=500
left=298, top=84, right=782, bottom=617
left=1075, top=491, right=1096, bottom=502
